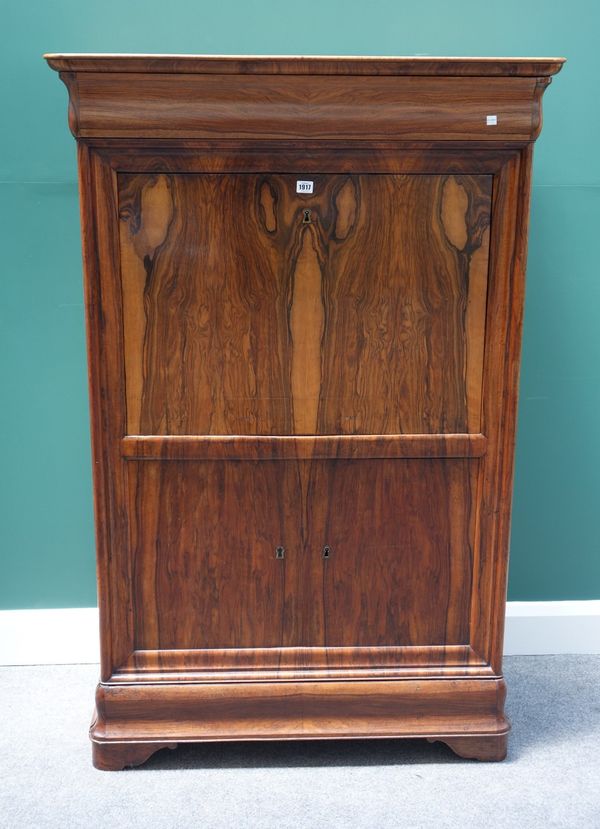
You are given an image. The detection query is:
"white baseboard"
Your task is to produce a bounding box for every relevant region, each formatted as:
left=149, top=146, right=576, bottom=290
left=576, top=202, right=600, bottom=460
left=504, top=600, right=600, bottom=655
left=0, top=608, right=100, bottom=665
left=0, top=601, right=598, bottom=665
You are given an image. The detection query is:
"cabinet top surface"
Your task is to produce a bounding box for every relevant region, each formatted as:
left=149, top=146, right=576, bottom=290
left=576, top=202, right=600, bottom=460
left=44, top=53, right=565, bottom=77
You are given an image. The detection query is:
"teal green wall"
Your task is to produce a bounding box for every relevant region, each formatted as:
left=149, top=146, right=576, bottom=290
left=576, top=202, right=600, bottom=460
left=1, top=0, right=598, bottom=609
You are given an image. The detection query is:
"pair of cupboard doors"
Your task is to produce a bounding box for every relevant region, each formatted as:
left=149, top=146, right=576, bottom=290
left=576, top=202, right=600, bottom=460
left=46, top=54, right=563, bottom=768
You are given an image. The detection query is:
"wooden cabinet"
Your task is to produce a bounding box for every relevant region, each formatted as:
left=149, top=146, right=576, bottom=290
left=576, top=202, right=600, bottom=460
left=46, top=53, right=564, bottom=769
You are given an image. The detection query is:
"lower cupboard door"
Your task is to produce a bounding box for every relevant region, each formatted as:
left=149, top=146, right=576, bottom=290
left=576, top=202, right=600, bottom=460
left=127, top=460, right=312, bottom=652
left=312, top=459, right=476, bottom=650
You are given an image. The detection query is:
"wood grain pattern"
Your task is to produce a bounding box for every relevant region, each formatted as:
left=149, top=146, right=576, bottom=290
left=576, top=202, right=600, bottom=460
left=126, top=459, right=475, bottom=651
left=46, top=54, right=563, bottom=767
left=317, top=460, right=476, bottom=648
left=92, top=677, right=509, bottom=739
left=127, top=461, right=297, bottom=650
left=92, top=145, right=522, bottom=174
left=119, top=172, right=491, bottom=437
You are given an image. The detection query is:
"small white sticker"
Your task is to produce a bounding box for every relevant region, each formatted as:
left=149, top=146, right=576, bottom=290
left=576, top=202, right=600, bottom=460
left=486, top=114, right=498, bottom=126
left=296, top=180, right=314, bottom=194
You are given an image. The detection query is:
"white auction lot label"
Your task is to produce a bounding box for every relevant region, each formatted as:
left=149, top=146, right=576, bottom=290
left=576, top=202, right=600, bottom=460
left=296, top=180, right=314, bottom=194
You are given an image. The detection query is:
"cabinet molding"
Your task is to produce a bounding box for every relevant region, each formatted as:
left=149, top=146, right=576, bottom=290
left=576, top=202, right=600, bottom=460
left=120, top=433, right=488, bottom=460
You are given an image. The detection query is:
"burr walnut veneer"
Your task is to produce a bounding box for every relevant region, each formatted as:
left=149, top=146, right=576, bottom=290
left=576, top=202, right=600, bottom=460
left=46, top=54, right=563, bottom=769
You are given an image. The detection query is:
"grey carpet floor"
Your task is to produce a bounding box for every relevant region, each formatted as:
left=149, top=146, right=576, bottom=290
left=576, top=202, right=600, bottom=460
left=1, top=655, right=599, bottom=829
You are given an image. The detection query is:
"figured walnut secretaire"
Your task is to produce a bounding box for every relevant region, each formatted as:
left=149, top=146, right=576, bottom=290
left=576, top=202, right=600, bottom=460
left=46, top=54, right=564, bottom=769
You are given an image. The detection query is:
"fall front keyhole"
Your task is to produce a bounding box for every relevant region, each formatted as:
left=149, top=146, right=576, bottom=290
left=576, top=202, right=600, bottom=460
left=302, top=209, right=312, bottom=224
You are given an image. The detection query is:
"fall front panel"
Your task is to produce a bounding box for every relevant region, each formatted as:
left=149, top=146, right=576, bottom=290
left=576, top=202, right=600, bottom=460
left=127, top=459, right=475, bottom=652
left=118, top=172, right=491, bottom=437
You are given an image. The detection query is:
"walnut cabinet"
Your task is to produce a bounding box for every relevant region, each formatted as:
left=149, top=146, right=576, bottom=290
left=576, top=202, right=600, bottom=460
left=46, top=54, right=564, bottom=769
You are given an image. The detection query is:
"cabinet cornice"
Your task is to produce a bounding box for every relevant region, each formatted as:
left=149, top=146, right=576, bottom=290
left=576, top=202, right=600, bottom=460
left=46, top=55, right=564, bottom=142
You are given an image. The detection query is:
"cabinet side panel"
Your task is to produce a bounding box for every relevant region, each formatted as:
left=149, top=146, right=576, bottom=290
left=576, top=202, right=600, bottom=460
left=81, top=147, right=135, bottom=678
left=78, top=143, right=113, bottom=676
left=470, top=149, right=532, bottom=672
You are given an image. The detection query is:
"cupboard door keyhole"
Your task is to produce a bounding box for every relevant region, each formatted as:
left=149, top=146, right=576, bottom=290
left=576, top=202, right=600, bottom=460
left=322, top=545, right=332, bottom=559
left=275, top=546, right=285, bottom=560
left=302, top=209, right=312, bottom=224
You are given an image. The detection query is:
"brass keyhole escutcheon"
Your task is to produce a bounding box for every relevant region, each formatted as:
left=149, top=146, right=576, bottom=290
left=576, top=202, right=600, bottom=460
left=322, top=545, right=331, bottom=559
left=275, top=546, right=285, bottom=560
left=302, top=209, right=312, bottom=224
